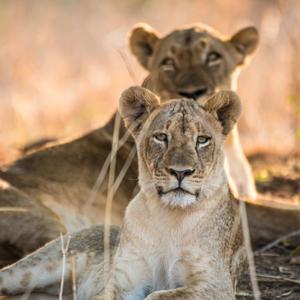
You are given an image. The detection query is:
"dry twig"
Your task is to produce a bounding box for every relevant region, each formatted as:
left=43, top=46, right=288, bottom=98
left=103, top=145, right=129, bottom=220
left=104, top=113, right=121, bottom=299
left=83, top=129, right=132, bottom=213
left=256, top=229, right=300, bottom=253
left=71, top=255, right=77, bottom=300
left=0, top=207, right=28, bottom=212
left=116, top=49, right=138, bottom=84
left=59, top=233, right=71, bottom=300
left=239, top=201, right=261, bottom=300
left=256, top=273, right=300, bottom=285
left=111, top=146, right=136, bottom=196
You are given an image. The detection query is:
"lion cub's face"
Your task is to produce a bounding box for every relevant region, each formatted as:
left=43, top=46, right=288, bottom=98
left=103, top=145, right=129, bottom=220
left=130, top=23, right=258, bottom=103
left=119, top=87, right=241, bottom=208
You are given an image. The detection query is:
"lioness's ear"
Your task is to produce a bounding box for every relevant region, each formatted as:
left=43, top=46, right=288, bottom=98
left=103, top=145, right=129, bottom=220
left=202, top=91, right=241, bottom=135
left=129, top=23, right=160, bottom=70
left=229, top=26, right=259, bottom=65
left=119, top=86, right=160, bottom=135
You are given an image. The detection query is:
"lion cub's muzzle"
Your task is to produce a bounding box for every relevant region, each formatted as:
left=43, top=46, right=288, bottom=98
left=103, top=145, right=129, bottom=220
left=156, top=168, right=199, bottom=208
left=156, top=166, right=198, bottom=196
left=166, top=167, right=195, bottom=185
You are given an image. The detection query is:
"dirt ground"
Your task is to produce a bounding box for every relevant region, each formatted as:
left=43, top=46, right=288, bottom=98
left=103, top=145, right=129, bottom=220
left=237, top=151, right=300, bottom=300
left=250, top=152, right=300, bottom=203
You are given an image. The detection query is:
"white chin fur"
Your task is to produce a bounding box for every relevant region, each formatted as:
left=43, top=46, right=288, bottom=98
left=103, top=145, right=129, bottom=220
left=160, top=192, right=197, bottom=208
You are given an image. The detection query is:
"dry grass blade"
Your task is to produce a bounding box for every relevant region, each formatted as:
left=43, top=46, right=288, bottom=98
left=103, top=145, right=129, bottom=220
left=256, top=229, right=300, bottom=253
left=235, top=291, right=253, bottom=298
left=59, top=233, right=71, bottom=300
left=84, top=45, right=139, bottom=214
left=239, top=201, right=261, bottom=300
left=0, top=207, right=28, bottom=212
left=104, top=112, right=121, bottom=299
left=83, top=129, right=132, bottom=213
left=256, top=273, right=300, bottom=285
left=84, top=151, right=112, bottom=212
left=111, top=146, right=136, bottom=196
left=116, top=49, right=138, bottom=84
left=71, top=255, right=77, bottom=300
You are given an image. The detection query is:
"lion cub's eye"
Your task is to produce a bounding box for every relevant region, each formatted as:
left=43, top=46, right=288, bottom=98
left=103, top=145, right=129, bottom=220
left=161, top=58, right=176, bottom=71
left=153, top=133, right=168, bottom=143
left=197, top=135, right=211, bottom=148
left=206, top=51, right=222, bottom=66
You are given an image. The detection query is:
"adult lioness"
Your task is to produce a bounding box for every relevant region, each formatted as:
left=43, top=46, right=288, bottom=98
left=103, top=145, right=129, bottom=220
left=0, top=87, right=244, bottom=300
left=132, top=23, right=259, bottom=200
left=0, top=23, right=299, bottom=264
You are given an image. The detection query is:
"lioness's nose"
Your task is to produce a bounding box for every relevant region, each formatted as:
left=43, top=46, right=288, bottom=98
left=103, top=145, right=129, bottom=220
left=178, top=87, right=208, bottom=100
left=167, top=168, right=195, bottom=183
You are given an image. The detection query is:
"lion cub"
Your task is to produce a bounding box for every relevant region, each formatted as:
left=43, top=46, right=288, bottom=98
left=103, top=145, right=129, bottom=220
left=95, top=87, right=244, bottom=299
left=0, top=87, right=243, bottom=299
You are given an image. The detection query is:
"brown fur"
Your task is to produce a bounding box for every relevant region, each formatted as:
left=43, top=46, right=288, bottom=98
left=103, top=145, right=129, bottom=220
left=0, top=23, right=298, bottom=265
left=0, top=87, right=244, bottom=299
left=93, top=87, right=244, bottom=299
left=130, top=23, right=259, bottom=200
left=0, top=225, right=120, bottom=298
left=131, top=23, right=258, bottom=100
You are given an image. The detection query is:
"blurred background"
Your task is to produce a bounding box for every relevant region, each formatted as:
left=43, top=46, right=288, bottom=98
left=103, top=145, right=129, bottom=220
left=0, top=0, right=299, bottom=164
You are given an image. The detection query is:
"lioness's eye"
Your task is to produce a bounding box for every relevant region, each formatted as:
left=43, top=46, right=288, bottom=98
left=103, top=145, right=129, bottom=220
left=160, top=58, right=176, bottom=70
left=153, top=133, right=168, bottom=143
left=197, top=135, right=211, bottom=147
left=206, top=51, right=222, bottom=66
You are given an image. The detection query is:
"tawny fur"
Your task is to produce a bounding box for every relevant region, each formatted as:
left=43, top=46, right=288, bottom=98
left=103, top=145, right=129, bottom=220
left=0, top=225, right=120, bottom=299
left=0, top=23, right=299, bottom=265
left=0, top=87, right=245, bottom=300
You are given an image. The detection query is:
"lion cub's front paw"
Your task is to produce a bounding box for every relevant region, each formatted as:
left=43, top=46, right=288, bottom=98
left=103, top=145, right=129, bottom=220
left=145, top=292, right=167, bottom=300
left=145, top=291, right=183, bottom=300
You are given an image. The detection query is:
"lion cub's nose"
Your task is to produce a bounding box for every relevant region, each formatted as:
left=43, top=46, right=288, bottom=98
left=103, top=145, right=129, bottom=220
left=167, top=168, right=195, bottom=183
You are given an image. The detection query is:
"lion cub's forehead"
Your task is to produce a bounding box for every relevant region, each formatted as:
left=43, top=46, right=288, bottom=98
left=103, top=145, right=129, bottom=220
left=149, top=99, right=212, bottom=133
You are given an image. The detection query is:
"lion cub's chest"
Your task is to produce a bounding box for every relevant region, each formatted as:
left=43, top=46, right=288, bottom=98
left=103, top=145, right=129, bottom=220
left=126, top=225, right=197, bottom=299
left=123, top=200, right=205, bottom=299
left=125, top=243, right=188, bottom=300
left=148, top=243, right=187, bottom=290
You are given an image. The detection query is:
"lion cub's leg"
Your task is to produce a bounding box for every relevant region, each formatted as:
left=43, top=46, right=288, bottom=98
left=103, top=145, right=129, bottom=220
left=142, top=268, right=235, bottom=300
left=0, top=183, right=66, bottom=267
left=224, top=126, right=257, bottom=200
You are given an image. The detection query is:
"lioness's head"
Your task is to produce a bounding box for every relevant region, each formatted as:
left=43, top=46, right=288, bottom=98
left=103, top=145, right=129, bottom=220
left=119, top=86, right=241, bottom=208
left=129, top=23, right=258, bottom=102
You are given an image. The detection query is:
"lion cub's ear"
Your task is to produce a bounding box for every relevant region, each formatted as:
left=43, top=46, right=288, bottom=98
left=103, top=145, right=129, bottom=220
left=119, top=86, right=160, bottom=135
left=202, top=91, right=242, bottom=135
left=229, top=26, right=259, bottom=65
left=129, top=23, right=160, bottom=70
